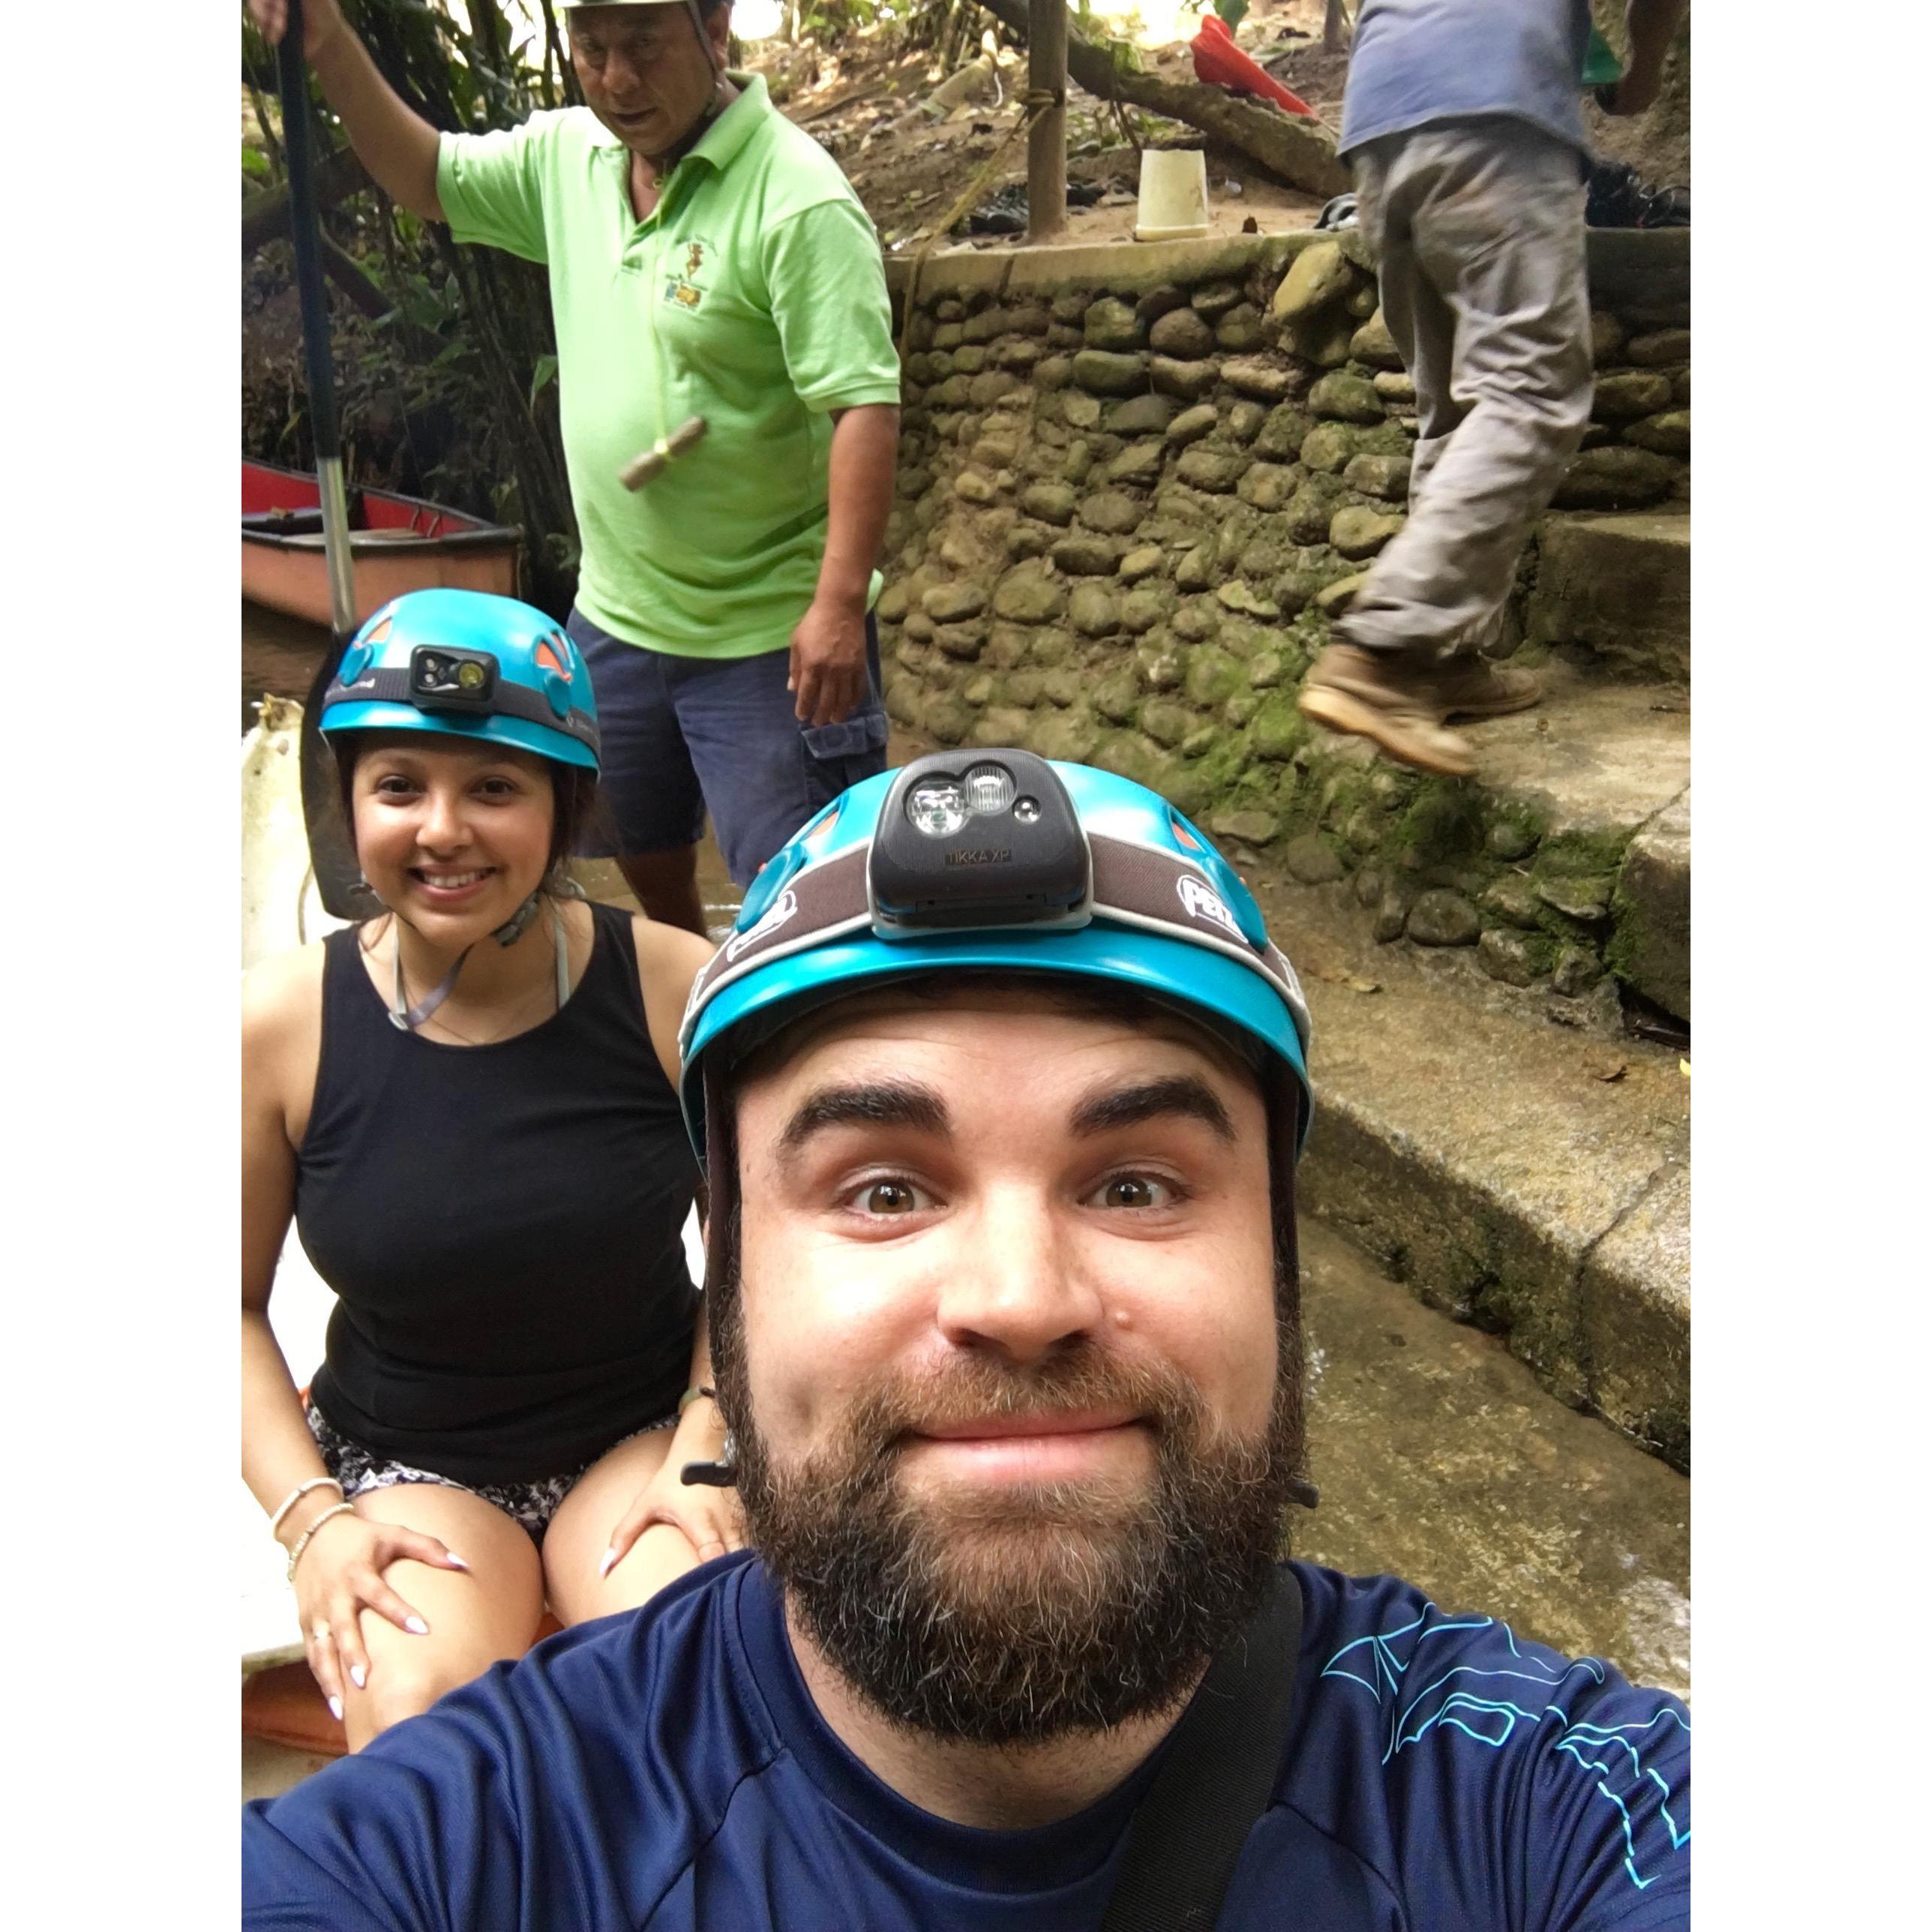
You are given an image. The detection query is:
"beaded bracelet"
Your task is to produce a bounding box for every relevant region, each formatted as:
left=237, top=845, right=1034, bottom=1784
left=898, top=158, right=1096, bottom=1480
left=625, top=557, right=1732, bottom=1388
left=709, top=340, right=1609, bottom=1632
left=268, top=1475, right=344, bottom=1538
left=286, top=1502, right=357, bottom=1583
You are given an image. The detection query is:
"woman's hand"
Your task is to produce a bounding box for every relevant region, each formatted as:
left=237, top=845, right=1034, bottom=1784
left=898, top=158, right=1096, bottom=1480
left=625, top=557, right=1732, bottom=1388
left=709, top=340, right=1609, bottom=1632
left=599, top=1406, right=747, bottom=1579
left=290, top=1508, right=469, bottom=1718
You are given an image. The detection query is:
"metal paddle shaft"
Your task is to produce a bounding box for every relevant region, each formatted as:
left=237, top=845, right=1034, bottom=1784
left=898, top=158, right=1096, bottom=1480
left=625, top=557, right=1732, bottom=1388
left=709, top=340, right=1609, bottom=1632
left=277, top=0, right=377, bottom=919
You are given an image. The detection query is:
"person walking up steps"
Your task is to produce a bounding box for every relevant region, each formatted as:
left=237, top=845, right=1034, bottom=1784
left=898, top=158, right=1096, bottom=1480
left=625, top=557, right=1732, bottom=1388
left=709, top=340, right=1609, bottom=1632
left=1299, top=0, right=1688, bottom=778
left=248, top=0, right=901, bottom=927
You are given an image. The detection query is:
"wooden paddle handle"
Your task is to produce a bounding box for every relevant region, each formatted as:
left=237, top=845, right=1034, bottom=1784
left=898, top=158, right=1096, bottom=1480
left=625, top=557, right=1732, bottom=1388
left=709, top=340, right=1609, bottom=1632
left=620, top=416, right=709, bottom=490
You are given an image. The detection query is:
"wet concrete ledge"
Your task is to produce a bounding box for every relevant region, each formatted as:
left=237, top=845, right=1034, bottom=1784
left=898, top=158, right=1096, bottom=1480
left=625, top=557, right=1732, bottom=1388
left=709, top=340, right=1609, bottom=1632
left=1256, top=879, right=1692, bottom=1471
left=885, top=227, right=1688, bottom=315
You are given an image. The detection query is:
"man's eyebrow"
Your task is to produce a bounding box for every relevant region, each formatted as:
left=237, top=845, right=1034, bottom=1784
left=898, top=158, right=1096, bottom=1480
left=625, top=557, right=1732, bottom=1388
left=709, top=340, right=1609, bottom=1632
left=1068, top=1076, right=1237, bottom=1144
left=776, top=1081, right=952, bottom=1159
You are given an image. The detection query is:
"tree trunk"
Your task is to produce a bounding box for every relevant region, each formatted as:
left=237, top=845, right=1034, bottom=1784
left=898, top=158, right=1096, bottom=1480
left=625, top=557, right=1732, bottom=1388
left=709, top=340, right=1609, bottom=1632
left=1026, top=0, right=1068, bottom=244
left=977, top=0, right=1349, bottom=198
left=1323, top=1, right=1352, bottom=57
left=242, top=146, right=373, bottom=255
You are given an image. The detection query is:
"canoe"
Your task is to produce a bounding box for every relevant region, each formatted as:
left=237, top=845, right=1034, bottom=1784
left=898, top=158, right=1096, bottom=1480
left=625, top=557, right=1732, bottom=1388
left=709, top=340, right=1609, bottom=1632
left=241, top=694, right=351, bottom=975
left=242, top=458, right=522, bottom=629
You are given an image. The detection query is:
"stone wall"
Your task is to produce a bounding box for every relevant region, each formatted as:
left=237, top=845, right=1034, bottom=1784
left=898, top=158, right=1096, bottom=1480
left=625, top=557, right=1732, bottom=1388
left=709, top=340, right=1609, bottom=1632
left=876, top=232, right=1690, bottom=1012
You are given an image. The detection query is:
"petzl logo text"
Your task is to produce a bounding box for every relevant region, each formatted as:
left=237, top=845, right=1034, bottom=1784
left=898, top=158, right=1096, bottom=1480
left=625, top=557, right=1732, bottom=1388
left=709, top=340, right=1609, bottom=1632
left=1177, top=874, right=1243, bottom=940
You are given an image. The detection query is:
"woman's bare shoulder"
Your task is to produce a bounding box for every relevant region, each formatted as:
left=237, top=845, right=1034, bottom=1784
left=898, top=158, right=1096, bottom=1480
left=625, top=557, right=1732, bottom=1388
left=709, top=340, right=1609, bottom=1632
left=242, top=938, right=332, bottom=1050
left=628, top=913, right=716, bottom=994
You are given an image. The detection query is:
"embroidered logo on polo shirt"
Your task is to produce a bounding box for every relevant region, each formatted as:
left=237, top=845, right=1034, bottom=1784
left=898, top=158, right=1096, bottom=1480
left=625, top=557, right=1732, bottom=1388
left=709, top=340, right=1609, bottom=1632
left=663, top=235, right=715, bottom=311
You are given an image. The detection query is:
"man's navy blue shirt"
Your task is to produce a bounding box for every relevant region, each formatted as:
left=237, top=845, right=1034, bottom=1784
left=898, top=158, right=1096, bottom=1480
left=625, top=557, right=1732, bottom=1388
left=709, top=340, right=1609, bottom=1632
left=243, top=1555, right=1690, bottom=1929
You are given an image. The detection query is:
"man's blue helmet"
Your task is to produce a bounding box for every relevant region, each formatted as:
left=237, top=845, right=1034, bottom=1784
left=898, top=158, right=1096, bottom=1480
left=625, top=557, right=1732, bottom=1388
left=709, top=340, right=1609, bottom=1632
left=319, top=588, right=600, bottom=772
left=679, top=750, right=1313, bottom=1168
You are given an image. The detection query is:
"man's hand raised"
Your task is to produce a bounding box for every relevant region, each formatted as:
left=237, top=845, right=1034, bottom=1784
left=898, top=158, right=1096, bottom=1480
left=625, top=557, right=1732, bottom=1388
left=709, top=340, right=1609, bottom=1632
left=246, top=0, right=344, bottom=59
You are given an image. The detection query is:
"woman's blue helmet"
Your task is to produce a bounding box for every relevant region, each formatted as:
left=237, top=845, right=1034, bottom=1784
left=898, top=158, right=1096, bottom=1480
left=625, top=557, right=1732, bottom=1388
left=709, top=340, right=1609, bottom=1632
left=679, top=750, right=1313, bottom=1169
left=318, top=588, right=600, bottom=772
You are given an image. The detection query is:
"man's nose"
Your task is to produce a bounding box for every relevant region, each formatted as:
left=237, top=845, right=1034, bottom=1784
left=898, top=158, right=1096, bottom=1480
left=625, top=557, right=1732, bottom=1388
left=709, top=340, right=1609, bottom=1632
left=932, top=1188, right=1103, bottom=1366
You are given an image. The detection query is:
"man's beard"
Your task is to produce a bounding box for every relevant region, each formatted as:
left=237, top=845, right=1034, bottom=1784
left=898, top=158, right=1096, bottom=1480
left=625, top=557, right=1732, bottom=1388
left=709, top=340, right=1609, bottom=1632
left=723, top=1310, right=1306, bottom=1748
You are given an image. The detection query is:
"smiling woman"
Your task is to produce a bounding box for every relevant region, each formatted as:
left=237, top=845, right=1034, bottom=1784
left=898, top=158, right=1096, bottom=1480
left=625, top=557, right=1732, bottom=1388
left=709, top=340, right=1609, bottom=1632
left=241, top=588, right=735, bottom=1752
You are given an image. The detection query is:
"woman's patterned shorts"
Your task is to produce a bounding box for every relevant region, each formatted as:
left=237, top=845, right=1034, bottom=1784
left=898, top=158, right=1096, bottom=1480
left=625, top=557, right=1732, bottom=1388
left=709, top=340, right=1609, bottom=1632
left=304, top=1399, right=678, bottom=1546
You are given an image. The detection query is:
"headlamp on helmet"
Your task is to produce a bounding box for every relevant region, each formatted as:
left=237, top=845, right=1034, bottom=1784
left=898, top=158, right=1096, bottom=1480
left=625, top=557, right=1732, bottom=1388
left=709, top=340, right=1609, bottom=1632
left=408, top=644, right=498, bottom=714
left=872, top=751, right=1090, bottom=936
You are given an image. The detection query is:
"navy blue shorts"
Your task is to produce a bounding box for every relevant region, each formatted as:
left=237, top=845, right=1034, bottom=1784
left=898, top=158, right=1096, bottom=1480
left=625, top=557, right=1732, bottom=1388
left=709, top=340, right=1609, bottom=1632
left=566, top=610, right=890, bottom=887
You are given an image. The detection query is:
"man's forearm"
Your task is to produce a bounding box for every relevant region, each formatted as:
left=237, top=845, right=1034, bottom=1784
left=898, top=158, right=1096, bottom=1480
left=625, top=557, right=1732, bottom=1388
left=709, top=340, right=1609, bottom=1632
left=310, top=14, right=446, bottom=222
left=814, top=405, right=899, bottom=611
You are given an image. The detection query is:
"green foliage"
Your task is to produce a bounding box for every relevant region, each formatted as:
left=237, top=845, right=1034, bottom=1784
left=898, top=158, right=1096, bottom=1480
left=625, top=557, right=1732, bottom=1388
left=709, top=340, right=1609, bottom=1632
left=1213, top=0, right=1250, bottom=32
left=241, top=0, right=581, bottom=607
left=796, top=0, right=884, bottom=45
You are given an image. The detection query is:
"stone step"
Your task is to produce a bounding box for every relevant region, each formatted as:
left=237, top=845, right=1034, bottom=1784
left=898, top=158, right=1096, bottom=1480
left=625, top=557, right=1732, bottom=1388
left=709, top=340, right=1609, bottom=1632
left=1253, top=660, right=1690, bottom=1024
left=1249, top=877, right=1691, bottom=1471
left=1522, top=510, right=1690, bottom=686
left=1295, top=1220, right=1688, bottom=1695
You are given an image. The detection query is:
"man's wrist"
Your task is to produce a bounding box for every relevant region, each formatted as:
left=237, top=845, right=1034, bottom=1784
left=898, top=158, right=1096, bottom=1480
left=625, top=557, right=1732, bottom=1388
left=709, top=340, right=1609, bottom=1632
left=811, top=582, right=869, bottom=619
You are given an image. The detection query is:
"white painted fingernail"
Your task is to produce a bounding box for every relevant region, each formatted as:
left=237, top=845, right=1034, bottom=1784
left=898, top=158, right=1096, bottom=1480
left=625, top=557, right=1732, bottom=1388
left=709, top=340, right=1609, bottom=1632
left=446, top=1553, right=470, bottom=1571
left=598, top=1547, right=617, bottom=1580
left=328, top=1696, right=344, bottom=1722
left=350, top=1664, right=367, bottom=1690
left=405, top=1616, right=429, bottom=1636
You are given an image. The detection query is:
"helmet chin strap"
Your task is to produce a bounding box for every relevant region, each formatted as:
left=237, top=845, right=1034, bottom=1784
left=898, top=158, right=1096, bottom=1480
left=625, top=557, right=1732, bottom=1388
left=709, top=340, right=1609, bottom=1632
left=387, top=875, right=585, bottom=1034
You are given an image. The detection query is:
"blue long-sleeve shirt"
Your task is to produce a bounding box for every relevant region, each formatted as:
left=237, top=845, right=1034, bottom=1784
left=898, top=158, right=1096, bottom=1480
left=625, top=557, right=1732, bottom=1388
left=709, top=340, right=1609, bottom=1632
left=244, top=1554, right=1690, bottom=1930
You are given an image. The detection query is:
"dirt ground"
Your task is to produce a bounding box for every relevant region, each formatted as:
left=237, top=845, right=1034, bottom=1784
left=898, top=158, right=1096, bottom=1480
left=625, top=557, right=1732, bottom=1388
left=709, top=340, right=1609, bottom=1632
left=746, top=0, right=1690, bottom=256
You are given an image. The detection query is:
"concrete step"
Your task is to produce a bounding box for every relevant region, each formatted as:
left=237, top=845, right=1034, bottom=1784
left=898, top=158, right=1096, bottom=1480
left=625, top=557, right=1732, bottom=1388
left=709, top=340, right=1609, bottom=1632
left=1522, top=510, right=1690, bottom=686
left=1245, top=874, right=1690, bottom=1469
left=1284, top=660, right=1690, bottom=1024
left=1296, top=1220, right=1687, bottom=1696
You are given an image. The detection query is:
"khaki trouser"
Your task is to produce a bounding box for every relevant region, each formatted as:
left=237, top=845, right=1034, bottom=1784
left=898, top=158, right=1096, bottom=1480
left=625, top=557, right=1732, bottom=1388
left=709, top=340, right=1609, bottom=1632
left=1337, top=118, right=1593, bottom=661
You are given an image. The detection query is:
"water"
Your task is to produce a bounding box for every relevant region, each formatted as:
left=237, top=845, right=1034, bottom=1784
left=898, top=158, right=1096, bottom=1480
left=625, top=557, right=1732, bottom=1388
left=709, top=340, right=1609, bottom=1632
left=240, top=602, right=1689, bottom=1707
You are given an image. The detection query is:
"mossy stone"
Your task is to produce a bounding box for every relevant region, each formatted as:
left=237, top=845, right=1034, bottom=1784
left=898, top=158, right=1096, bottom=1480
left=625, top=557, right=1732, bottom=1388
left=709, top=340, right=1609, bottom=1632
left=1250, top=693, right=1306, bottom=761
left=1254, top=407, right=1315, bottom=460
left=1072, top=350, right=1148, bottom=396
left=992, top=566, right=1066, bottom=624
left=1070, top=584, right=1121, bottom=637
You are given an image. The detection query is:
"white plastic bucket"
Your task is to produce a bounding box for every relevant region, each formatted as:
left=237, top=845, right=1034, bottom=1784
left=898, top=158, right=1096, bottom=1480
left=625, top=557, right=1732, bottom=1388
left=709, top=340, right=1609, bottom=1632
left=1135, top=148, right=1210, bottom=242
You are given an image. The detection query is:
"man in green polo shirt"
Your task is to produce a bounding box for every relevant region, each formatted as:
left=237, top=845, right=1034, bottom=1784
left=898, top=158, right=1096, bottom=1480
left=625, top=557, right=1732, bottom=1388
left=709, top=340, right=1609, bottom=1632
left=249, top=0, right=900, bottom=930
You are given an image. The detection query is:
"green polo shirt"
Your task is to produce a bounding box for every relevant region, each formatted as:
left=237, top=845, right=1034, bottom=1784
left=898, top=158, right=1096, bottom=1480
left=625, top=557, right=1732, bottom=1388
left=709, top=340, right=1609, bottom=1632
left=436, top=74, right=899, bottom=660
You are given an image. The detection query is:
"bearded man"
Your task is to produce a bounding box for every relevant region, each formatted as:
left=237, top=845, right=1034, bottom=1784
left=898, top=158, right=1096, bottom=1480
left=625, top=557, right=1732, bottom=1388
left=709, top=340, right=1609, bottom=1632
left=244, top=753, right=1690, bottom=1930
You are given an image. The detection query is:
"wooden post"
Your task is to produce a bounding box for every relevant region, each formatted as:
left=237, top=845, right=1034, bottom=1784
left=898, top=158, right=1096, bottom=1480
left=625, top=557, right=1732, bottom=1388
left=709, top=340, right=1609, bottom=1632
left=1027, top=0, right=1068, bottom=244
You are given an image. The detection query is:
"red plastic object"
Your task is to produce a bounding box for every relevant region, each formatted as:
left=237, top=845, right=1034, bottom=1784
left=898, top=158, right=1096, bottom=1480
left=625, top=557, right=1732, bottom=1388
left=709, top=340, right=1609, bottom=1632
left=1190, top=15, right=1316, bottom=118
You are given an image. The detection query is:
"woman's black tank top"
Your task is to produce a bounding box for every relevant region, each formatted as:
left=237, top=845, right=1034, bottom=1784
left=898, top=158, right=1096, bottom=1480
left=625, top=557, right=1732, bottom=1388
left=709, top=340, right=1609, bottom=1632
left=298, top=901, right=700, bottom=1485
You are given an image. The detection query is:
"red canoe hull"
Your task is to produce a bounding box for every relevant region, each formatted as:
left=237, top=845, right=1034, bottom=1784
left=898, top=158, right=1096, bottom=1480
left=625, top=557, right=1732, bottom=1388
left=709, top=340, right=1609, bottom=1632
left=242, top=460, right=524, bottom=629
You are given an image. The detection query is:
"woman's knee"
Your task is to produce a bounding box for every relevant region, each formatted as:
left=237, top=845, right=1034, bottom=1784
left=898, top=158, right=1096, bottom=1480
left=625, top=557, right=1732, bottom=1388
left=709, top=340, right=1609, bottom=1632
left=350, top=1639, right=506, bottom=1743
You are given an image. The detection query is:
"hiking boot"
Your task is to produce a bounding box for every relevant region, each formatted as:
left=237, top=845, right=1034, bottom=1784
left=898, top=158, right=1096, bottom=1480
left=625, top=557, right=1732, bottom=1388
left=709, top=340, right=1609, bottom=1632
left=1298, top=644, right=1476, bottom=779
left=1431, top=656, right=1543, bottom=721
